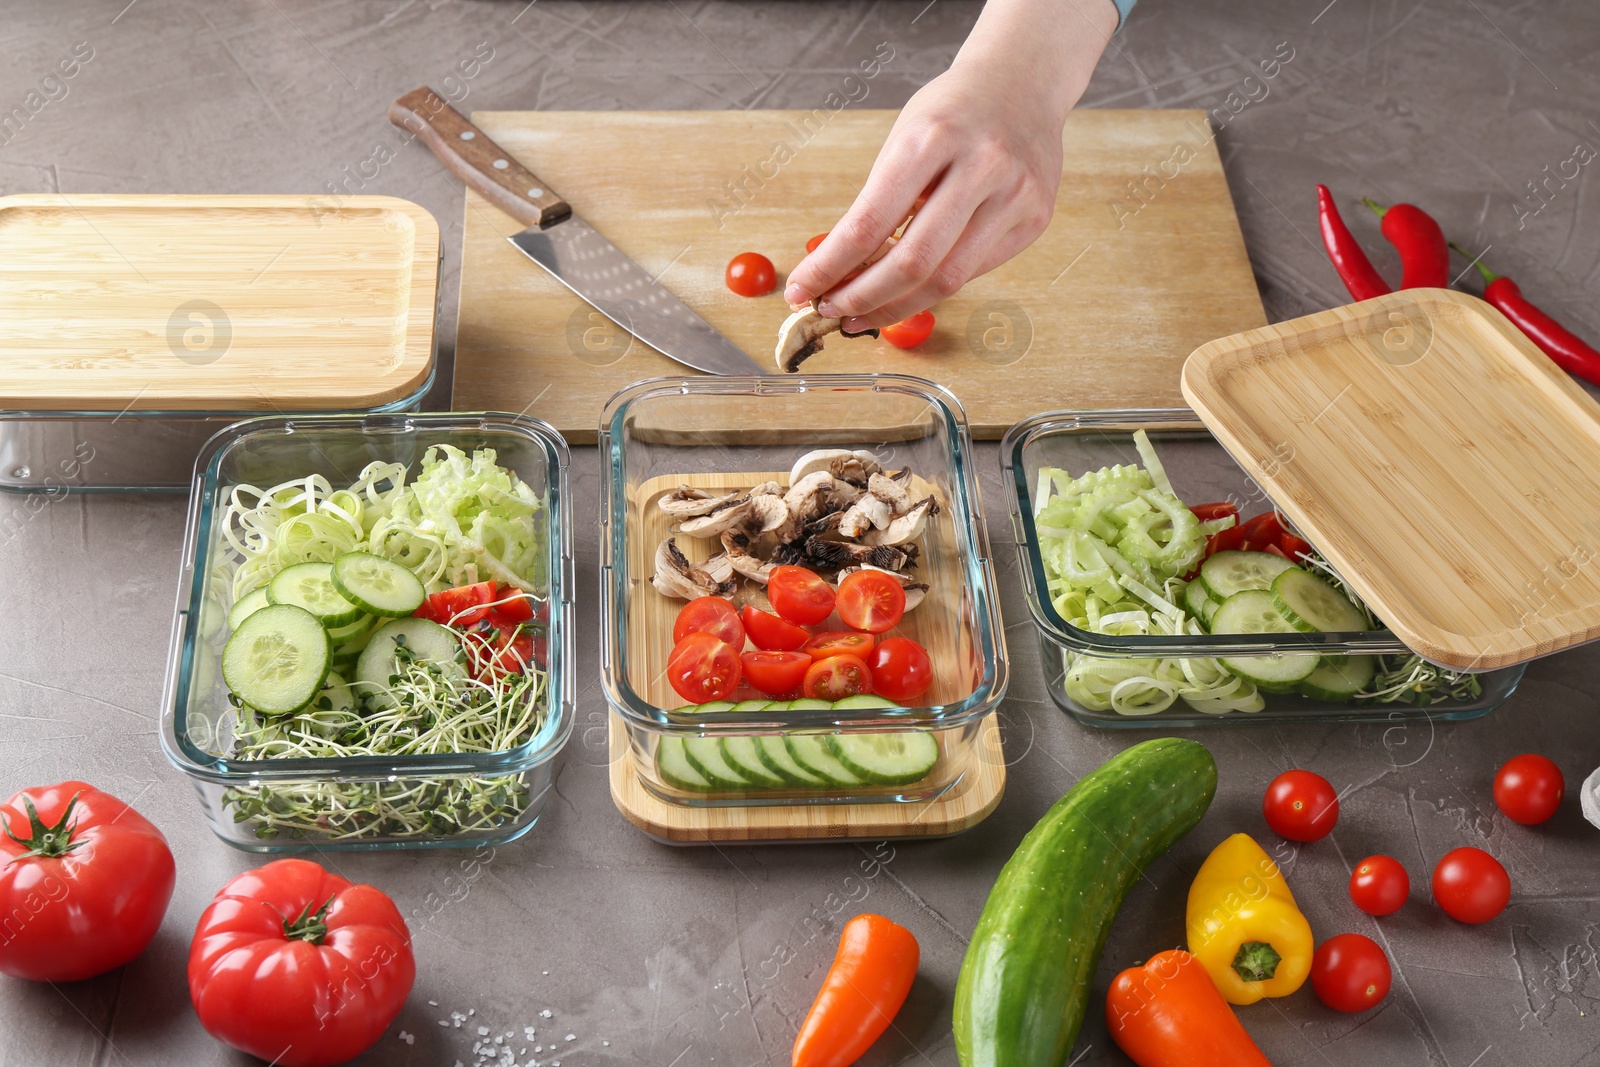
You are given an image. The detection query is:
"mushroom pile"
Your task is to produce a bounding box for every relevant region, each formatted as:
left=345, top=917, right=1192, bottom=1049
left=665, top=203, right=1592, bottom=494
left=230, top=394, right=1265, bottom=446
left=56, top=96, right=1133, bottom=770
left=651, top=448, right=938, bottom=609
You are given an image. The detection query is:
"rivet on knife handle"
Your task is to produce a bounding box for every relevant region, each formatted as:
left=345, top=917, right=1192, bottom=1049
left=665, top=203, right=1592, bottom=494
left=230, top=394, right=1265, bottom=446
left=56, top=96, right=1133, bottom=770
left=388, top=86, right=571, bottom=229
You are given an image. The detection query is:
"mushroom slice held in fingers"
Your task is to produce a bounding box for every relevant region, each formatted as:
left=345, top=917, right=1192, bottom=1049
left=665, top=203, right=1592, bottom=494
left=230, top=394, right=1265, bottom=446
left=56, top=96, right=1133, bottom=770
left=774, top=306, right=880, bottom=373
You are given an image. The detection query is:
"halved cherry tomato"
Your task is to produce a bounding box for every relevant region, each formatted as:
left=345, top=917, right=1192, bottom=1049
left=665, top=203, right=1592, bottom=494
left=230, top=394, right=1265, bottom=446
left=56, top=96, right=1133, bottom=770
left=802, top=631, right=876, bottom=662
left=741, top=651, right=812, bottom=696
left=1189, top=502, right=1239, bottom=522
left=1280, top=532, right=1312, bottom=559
left=836, top=569, right=906, bottom=634
left=726, top=252, right=777, bottom=297
left=867, top=637, right=932, bottom=702
left=468, top=628, right=538, bottom=681
left=806, top=232, right=828, bottom=254
left=490, top=584, right=536, bottom=623
left=768, top=565, right=836, bottom=626
left=802, top=654, right=872, bottom=701
left=420, top=581, right=496, bottom=626
left=667, top=632, right=741, bottom=704
left=1237, top=511, right=1286, bottom=551
left=673, top=596, right=745, bottom=649
left=741, top=605, right=811, bottom=652
left=1261, top=543, right=1290, bottom=560
left=881, top=310, right=935, bottom=349
left=1206, top=524, right=1248, bottom=556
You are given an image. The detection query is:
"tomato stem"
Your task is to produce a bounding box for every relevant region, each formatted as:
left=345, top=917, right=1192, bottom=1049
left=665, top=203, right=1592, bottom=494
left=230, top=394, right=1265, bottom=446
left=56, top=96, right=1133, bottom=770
left=2, top=793, right=85, bottom=859
left=281, top=896, right=338, bottom=944
left=1232, top=940, right=1282, bottom=982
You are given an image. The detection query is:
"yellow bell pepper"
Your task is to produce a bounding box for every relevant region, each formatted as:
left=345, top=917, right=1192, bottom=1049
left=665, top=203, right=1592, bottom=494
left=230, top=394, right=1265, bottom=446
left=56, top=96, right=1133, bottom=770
left=1186, top=833, right=1314, bottom=1005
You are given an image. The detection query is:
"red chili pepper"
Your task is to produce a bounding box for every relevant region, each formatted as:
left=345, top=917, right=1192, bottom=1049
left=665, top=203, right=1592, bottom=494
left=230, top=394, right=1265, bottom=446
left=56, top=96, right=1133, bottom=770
left=1458, top=252, right=1600, bottom=388
left=1362, top=198, right=1449, bottom=289
left=1317, top=185, right=1390, bottom=301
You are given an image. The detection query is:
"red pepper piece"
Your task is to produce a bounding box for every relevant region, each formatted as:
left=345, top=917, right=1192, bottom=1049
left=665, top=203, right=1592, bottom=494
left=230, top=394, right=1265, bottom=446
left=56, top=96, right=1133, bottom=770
left=1462, top=255, right=1600, bottom=388
left=1317, top=185, right=1391, bottom=301
left=1363, top=198, right=1449, bottom=289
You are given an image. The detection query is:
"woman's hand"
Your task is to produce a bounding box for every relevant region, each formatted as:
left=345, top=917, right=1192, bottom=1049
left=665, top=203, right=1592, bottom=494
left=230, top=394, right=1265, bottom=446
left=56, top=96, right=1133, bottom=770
left=784, top=0, right=1119, bottom=331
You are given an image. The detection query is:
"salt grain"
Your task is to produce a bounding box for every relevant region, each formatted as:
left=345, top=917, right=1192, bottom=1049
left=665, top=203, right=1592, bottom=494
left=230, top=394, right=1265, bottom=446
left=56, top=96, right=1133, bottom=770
left=539, top=1009, right=553, bottom=1018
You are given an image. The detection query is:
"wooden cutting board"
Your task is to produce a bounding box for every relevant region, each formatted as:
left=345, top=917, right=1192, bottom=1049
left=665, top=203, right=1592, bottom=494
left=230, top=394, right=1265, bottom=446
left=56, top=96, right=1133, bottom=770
left=1183, top=289, right=1600, bottom=671
left=454, top=110, right=1264, bottom=441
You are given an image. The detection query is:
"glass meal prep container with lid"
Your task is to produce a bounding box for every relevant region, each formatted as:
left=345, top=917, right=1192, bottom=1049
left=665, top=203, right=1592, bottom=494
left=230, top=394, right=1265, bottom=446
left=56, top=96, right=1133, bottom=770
left=161, top=412, right=574, bottom=851
left=600, top=375, right=1008, bottom=808
left=1002, top=408, right=1525, bottom=728
left=0, top=194, right=441, bottom=493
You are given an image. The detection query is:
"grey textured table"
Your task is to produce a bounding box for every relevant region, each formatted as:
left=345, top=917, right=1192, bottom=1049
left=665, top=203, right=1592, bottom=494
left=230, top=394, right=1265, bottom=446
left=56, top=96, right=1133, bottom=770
left=3, top=2, right=1599, bottom=1065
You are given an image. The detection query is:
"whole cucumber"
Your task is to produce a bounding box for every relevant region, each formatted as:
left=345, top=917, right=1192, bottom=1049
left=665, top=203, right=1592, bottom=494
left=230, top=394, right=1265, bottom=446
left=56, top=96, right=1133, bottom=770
left=953, top=737, right=1217, bottom=1066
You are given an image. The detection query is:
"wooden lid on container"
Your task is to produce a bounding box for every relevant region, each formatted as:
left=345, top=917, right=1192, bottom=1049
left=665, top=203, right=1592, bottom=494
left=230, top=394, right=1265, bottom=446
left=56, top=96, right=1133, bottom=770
left=1183, top=288, right=1600, bottom=671
left=0, top=194, right=438, bottom=411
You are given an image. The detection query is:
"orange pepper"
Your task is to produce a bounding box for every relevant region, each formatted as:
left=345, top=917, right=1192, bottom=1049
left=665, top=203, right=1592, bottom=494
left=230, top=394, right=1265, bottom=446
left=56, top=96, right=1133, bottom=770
left=1106, top=949, right=1274, bottom=1067
left=792, top=914, right=919, bottom=1067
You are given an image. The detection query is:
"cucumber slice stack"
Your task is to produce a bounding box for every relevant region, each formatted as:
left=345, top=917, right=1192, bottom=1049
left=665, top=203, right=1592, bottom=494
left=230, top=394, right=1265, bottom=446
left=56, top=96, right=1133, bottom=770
left=221, top=604, right=331, bottom=715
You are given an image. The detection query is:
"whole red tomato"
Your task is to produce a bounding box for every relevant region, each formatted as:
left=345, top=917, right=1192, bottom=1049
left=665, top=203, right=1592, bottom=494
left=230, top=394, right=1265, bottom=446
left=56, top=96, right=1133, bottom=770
left=189, top=858, right=415, bottom=1067
left=1493, top=753, right=1564, bottom=825
left=1432, top=847, right=1511, bottom=924
left=1349, top=854, right=1410, bottom=916
left=0, top=781, right=176, bottom=981
left=1311, top=933, right=1391, bottom=1012
left=1262, top=769, right=1339, bottom=842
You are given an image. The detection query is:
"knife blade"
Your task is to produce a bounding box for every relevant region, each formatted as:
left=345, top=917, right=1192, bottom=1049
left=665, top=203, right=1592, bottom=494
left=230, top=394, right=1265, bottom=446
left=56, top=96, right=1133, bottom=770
left=390, top=86, right=771, bottom=377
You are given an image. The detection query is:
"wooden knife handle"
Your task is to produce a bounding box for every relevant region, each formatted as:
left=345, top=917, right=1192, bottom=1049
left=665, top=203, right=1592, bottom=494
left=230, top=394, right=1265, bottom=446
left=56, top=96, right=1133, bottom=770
left=389, top=86, right=570, bottom=228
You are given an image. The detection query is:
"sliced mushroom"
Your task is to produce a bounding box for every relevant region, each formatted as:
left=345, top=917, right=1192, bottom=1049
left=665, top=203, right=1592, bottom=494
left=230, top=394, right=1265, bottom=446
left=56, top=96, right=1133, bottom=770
left=650, top=537, right=737, bottom=600
left=860, top=497, right=937, bottom=546
left=866, top=471, right=911, bottom=516
left=837, top=492, right=892, bottom=538
left=774, top=306, right=879, bottom=373
left=797, top=536, right=914, bottom=573
left=838, top=564, right=929, bottom=611
left=721, top=530, right=775, bottom=584
left=777, top=470, right=860, bottom=543
left=658, top=485, right=744, bottom=517
left=788, top=449, right=882, bottom=488
left=678, top=490, right=791, bottom=538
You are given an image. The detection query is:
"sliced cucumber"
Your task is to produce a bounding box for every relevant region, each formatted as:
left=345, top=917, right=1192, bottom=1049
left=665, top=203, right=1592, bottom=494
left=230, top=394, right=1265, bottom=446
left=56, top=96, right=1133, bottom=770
left=1297, top=655, right=1377, bottom=701
left=226, top=587, right=271, bottom=632
left=729, top=700, right=776, bottom=713
left=786, top=698, right=832, bottom=712
left=721, top=736, right=788, bottom=787
left=832, top=695, right=900, bottom=712
left=755, top=735, right=829, bottom=786
left=786, top=735, right=866, bottom=787
left=828, top=732, right=939, bottom=785
left=1209, top=589, right=1319, bottom=692
left=1182, top=578, right=1214, bottom=625
left=221, top=604, right=331, bottom=715
left=326, top=614, right=376, bottom=645
left=683, top=736, right=751, bottom=789
left=656, top=737, right=716, bottom=792
left=1271, top=568, right=1369, bottom=633
left=267, top=562, right=362, bottom=627
left=1200, top=597, right=1220, bottom=629
left=354, top=617, right=465, bottom=709
left=300, top=671, right=360, bottom=738
left=331, top=551, right=427, bottom=618
left=1200, top=550, right=1298, bottom=601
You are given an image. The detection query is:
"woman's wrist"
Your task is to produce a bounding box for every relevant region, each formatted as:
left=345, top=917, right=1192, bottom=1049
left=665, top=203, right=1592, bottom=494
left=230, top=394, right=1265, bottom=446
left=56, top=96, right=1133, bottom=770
left=949, top=0, right=1117, bottom=123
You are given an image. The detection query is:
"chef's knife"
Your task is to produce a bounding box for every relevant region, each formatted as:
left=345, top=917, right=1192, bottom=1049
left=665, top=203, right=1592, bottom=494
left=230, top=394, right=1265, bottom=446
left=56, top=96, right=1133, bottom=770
left=389, top=87, right=770, bottom=377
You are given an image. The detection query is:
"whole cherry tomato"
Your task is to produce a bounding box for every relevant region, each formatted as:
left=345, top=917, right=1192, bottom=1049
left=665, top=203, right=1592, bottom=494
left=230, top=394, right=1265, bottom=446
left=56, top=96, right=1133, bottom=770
left=673, top=596, right=745, bottom=649
left=1349, top=854, right=1410, bottom=916
left=667, top=631, right=742, bottom=703
left=741, top=605, right=811, bottom=652
left=189, top=859, right=415, bottom=1067
left=867, top=637, right=933, bottom=703
left=1310, top=933, right=1391, bottom=1013
left=726, top=252, right=777, bottom=297
left=806, top=232, right=829, bottom=254
left=1432, top=847, right=1511, bottom=924
left=768, top=565, right=836, bottom=626
left=0, top=782, right=176, bottom=982
left=1262, top=769, right=1339, bottom=842
left=1493, top=753, right=1564, bottom=825
left=881, top=310, right=935, bottom=349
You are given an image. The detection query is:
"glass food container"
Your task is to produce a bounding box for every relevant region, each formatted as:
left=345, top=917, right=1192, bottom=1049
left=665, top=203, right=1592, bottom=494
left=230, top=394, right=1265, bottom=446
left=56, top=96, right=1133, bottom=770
left=600, top=375, right=1008, bottom=807
left=0, top=194, right=441, bottom=493
left=1002, top=409, right=1525, bottom=728
left=161, top=413, right=575, bottom=851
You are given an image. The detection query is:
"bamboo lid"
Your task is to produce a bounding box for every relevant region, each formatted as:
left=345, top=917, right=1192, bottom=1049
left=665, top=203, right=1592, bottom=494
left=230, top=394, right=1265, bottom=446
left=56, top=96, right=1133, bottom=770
left=0, top=194, right=438, bottom=411
left=1182, top=288, right=1600, bottom=671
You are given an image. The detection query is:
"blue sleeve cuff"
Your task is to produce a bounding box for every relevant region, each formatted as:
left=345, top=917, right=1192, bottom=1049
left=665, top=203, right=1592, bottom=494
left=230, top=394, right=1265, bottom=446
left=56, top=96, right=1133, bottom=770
left=1110, top=0, right=1136, bottom=31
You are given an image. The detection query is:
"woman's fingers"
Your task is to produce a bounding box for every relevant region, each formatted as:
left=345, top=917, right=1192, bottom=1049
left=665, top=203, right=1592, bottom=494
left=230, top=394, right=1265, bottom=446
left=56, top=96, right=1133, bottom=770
left=783, top=141, right=941, bottom=307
